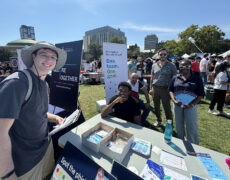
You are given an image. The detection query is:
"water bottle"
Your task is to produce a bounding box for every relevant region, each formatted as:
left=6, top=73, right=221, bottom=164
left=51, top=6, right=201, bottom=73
left=164, top=120, right=172, bottom=143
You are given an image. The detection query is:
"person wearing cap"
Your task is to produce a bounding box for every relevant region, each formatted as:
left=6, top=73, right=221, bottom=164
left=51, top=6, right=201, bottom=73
left=0, top=42, right=67, bottom=179
left=149, top=48, right=177, bottom=127
left=169, top=60, right=204, bottom=145
left=215, top=55, right=223, bottom=68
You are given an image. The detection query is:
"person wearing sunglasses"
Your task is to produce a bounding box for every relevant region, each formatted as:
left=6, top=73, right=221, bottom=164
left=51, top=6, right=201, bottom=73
left=169, top=60, right=204, bottom=145
left=149, top=48, right=177, bottom=127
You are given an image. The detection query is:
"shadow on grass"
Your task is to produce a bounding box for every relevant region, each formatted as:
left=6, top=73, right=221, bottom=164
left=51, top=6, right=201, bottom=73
left=199, top=100, right=210, bottom=105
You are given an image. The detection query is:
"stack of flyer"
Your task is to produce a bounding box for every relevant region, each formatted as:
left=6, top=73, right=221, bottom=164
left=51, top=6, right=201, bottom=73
left=131, top=138, right=151, bottom=156
left=140, top=160, right=164, bottom=180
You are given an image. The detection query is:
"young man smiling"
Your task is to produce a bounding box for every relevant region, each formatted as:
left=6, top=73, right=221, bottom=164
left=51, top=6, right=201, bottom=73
left=0, top=42, right=67, bottom=180
left=101, top=81, right=141, bottom=125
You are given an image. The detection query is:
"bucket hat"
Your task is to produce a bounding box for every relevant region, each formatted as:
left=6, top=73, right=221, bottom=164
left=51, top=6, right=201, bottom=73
left=21, top=41, right=67, bottom=70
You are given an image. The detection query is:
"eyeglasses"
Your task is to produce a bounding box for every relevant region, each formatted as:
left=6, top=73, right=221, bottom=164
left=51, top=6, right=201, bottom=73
left=38, top=53, right=57, bottom=61
left=159, top=53, right=167, bottom=57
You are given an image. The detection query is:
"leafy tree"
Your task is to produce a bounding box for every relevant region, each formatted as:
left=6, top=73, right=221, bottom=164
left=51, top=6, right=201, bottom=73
left=179, top=25, right=226, bottom=54
left=127, top=44, right=140, bottom=58
left=109, top=36, right=125, bottom=44
left=0, top=47, right=12, bottom=62
left=88, top=44, right=102, bottom=60
left=162, top=24, right=230, bottom=56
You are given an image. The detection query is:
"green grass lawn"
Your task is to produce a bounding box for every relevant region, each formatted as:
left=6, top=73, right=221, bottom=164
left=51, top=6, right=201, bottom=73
left=78, top=84, right=230, bottom=155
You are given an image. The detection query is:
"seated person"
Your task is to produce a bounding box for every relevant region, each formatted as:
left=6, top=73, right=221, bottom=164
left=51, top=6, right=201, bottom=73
left=101, top=82, right=141, bottom=125
left=127, top=73, right=151, bottom=127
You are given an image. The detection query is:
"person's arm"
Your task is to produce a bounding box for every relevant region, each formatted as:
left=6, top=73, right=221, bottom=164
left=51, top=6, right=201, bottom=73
left=141, top=87, right=150, bottom=108
left=47, top=112, right=63, bottom=125
left=101, top=97, right=123, bottom=118
left=0, top=118, right=18, bottom=180
left=133, top=115, right=141, bottom=125
left=149, top=73, right=155, bottom=95
left=169, top=91, right=182, bottom=106
left=203, top=63, right=208, bottom=74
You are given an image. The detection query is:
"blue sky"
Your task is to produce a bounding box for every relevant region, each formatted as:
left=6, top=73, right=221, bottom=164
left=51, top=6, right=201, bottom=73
left=1, top=0, right=230, bottom=50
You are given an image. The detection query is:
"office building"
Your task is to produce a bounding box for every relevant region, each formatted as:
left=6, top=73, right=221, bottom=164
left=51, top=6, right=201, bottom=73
left=83, top=26, right=126, bottom=52
left=20, top=25, right=35, bottom=40
left=144, top=34, right=158, bottom=50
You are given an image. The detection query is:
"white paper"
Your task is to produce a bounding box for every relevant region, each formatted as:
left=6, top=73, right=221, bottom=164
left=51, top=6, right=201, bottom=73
left=164, top=167, right=190, bottom=180
left=96, top=129, right=109, bottom=137
left=152, top=146, right=162, bottom=155
left=140, top=164, right=161, bottom=180
left=160, top=150, right=187, bottom=171
left=49, top=109, right=81, bottom=136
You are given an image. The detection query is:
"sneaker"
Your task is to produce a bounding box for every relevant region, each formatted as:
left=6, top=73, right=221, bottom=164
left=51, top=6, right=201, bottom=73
left=218, top=111, right=230, bottom=116
left=208, top=109, right=218, bottom=115
left=153, top=121, right=162, bottom=127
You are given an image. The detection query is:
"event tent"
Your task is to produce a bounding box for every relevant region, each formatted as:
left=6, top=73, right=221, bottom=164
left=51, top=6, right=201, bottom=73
left=182, top=53, right=190, bottom=59
left=219, top=50, right=230, bottom=58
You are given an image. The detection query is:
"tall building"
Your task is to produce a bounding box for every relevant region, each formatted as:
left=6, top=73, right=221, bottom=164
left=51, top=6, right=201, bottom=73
left=83, top=26, right=126, bottom=52
left=144, top=34, right=158, bottom=50
left=20, top=25, right=35, bottom=40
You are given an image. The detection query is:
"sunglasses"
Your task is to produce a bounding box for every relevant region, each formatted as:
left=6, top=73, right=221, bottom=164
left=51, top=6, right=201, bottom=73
left=159, top=53, right=167, bottom=57
left=179, top=65, right=191, bottom=70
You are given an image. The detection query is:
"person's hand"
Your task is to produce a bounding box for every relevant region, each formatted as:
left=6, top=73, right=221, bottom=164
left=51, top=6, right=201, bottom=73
left=183, top=104, right=194, bottom=109
left=145, top=102, right=150, bottom=109
left=51, top=114, right=63, bottom=124
left=174, top=100, right=182, bottom=106
left=149, top=89, right=154, bottom=96
left=113, top=96, right=125, bottom=104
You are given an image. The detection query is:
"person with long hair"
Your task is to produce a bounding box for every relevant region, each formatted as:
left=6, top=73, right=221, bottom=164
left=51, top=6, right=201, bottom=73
left=208, top=62, right=230, bottom=116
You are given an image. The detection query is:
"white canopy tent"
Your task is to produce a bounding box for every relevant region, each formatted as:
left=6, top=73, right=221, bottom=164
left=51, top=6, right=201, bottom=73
left=182, top=53, right=190, bottom=59
left=219, top=50, right=230, bottom=58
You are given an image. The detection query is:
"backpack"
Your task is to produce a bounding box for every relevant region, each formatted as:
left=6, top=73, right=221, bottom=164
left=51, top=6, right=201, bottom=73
left=1, top=69, right=33, bottom=102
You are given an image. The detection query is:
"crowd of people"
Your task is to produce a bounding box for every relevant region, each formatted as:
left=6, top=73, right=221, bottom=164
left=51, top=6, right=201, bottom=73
left=1, top=42, right=230, bottom=179
left=0, top=61, right=14, bottom=82
left=102, top=48, right=230, bottom=146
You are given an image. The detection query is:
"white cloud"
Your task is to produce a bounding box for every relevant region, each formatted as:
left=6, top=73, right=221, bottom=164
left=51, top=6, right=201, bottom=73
left=119, top=22, right=183, bottom=33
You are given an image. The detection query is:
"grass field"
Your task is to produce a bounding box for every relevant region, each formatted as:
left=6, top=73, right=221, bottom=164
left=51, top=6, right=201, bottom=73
left=78, top=84, right=230, bottom=155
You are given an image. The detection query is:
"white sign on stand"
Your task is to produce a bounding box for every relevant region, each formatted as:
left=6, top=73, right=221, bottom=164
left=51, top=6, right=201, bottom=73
left=103, top=43, right=128, bottom=104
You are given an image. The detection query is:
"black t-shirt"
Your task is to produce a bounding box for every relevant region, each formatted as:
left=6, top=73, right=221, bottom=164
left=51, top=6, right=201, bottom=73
left=109, top=95, right=141, bottom=123
left=0, top=69, right=49, bottom=176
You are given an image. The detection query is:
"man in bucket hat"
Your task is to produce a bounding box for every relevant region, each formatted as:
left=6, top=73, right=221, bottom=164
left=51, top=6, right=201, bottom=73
left=0, top=42, right=67, bottom=179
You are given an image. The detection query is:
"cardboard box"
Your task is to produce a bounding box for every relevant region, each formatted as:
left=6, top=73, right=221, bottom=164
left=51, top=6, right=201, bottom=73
left=100, top=128, right=134, bottom=163
left=82, top=122, right=114, bottom=152
left=96, top=99, right=106, bottom=112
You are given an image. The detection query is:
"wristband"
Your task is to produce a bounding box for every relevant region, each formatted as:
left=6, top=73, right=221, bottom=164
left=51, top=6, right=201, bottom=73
left=0, top=169, right=15, bottom=180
